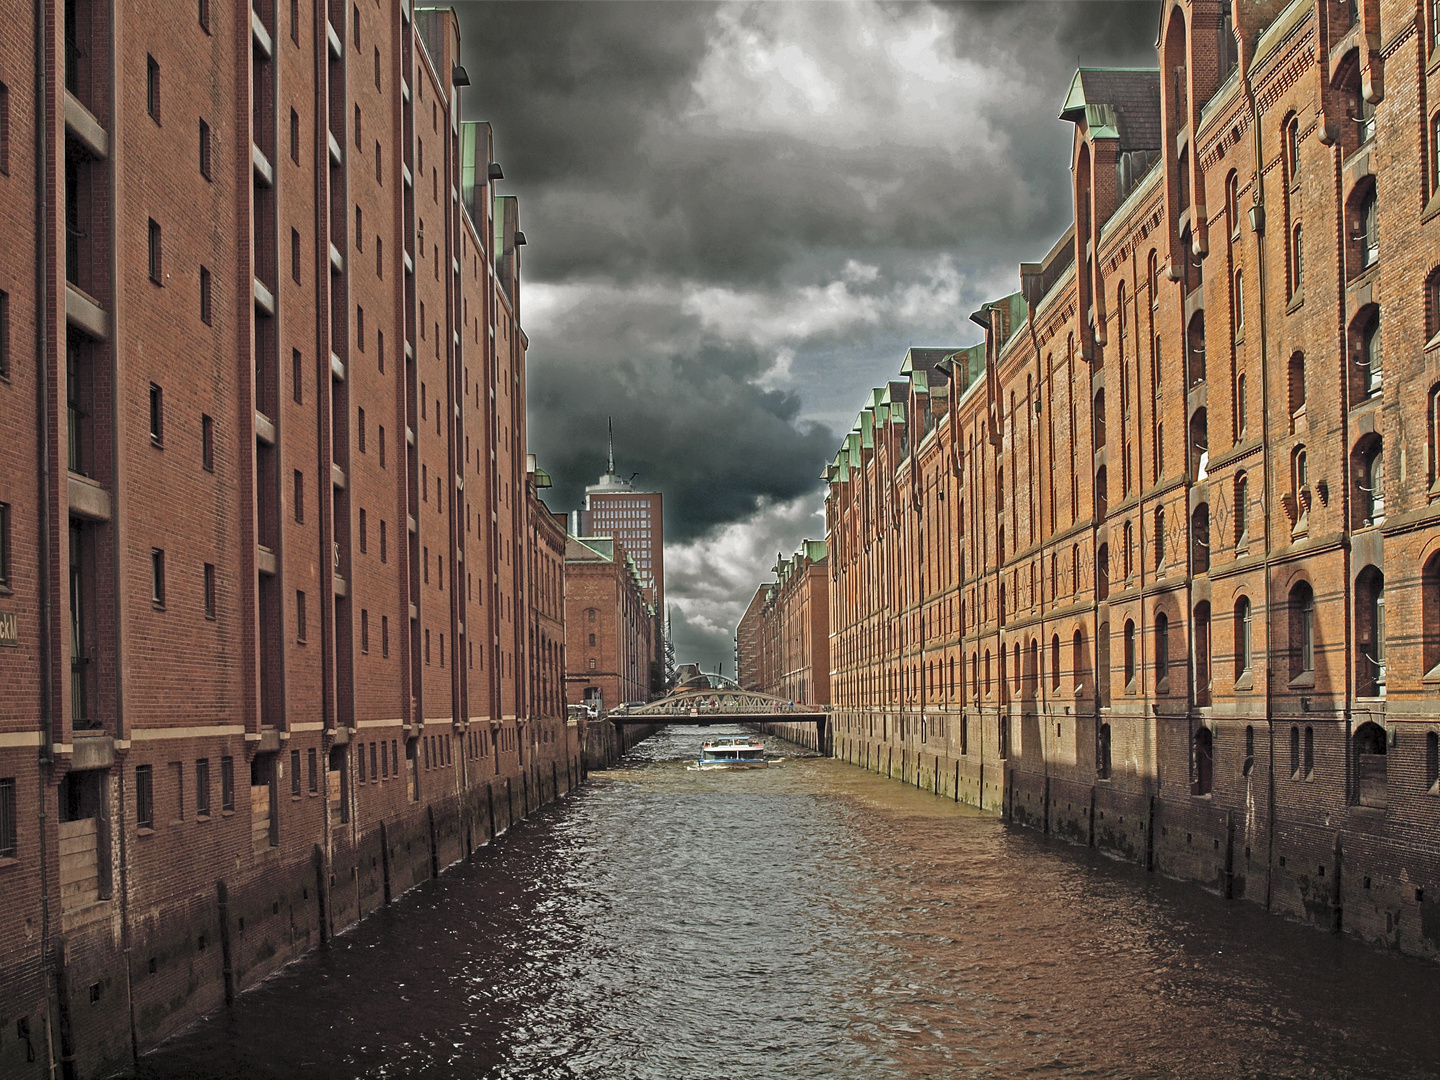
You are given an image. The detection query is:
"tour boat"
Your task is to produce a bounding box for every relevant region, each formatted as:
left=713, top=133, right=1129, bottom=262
left=697, top=736, right=768, bottom=768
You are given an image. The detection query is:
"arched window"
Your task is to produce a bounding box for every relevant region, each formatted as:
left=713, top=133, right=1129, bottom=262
left=1096, top=543, right=1109, bottom=600
left=1357, top=310, right=1382, bottom=396
left=1290, top=724, right=1301, bottom=779
left=1190, top=407, right=1208, bottom=479
left=1290, top=222, right=1303, bottom=296
left=1235, top=596, right=1253, bottom=677
left=1148, top=250, right=1160, bottom=308
left=1304, top=725, right=1315, bottom=779
left=1354, top=436, right=1385, bottom=526
left=1426, top=731, right=1439, bottom=794
left=983, top=649, right=991, bottom=697
left=1235, top=472, right=1249, bottom=544
left=1194, top=601, right=1212, bottom=705
left=1192, top=725, right=1214, bottom=796
left=1285, top=114, right=1301, bottom=184
left=1427, top=268, right=1440, bottom=342
left=1424, top=553, right=1440, bottom=677
left=1155, top=611, right=1170, bottom=691
left=1225, top=171, right=1240, bottom=237
left=1288, top=352, right=1306, bottom=429
left=1290, top=581, right=1315, bottom=680
left=1191, top=502, right=1210, bottom=575
left=1123, top=520, right=1134, bottom=579
left=1095, top=465, right=1108, bottom=522
left=1123, top=619, right=1136, bottom=686
left=1096, top=621, right=1111, bottom=707
left=1353, top=184, right=1379, bottom=272
left=1051, top=634, right=1061, bottom=690
left=1356, top=565, right=1386, bottom=697
left=1431, top=111, right=1440, bottom=194
left=1093, top=389, right=1106, bottom=447
left=1243, top=725, right=1255, bottom=777
left=1155, top=421, right=1165, bottom=481
left=1354, top=721, right=1387, bottom=808
left=1236, top=373, right=1247, bottom=439
left=1290, top=445, right=1310, bottom=528
left=1098, top=722, right=1113, bottom=780
left=1188, top=312, right=1206, bottom=385
left=1072, top=629, right=1085, bottom=692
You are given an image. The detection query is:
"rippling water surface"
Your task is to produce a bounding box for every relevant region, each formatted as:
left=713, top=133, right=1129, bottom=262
left=136, top=726, right=1440, bottom=1080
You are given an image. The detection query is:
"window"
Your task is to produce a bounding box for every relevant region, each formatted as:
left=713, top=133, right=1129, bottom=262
left=1354, top=722, right=1387, bottom=808
left=374, top=47, right=381, bottom=91
left=1290, top=582, right=1315, bottom=679
left=1232, top=269, right=1243, bottom=332
left=1427, top=731, right=1439, bottom=794
left=199, top=119, right=211, bottom=179
left=308, top=748, right=318, bottom=794
left=293, top=471, right=304, bottom=523
left=1358, top=312, right=1382, bottom=396
left=381, top=615, right=389, bottom=657
left=1192, top=726, right=1213, bottom=796
left=1354, top=187, right=1379, bottom=270
left=296, top=590, right=306, bottom=643
left=1290, top=223, right=1302, bottom=296
left=1097, top=723, right=1112, bottom=780
left=1147, top=250, right=1159, bottom=308
left=0, top=778, right=15, bottom=858
left=1, top=289, right=9, bottom=377
left=1243, top=726, right=1255, bottom=777
left=359, top=508, right=367, bottom=553
left=148, top=219, right=162, bottom=283
left=1285, top=114, right=1300, bottom=184
left=201, top=414, right=215, bottom=472
left=1356, top=437, right=1385, bottom=526
left=1425, top=553, right=1440, bottom=676
left=221, top=756, right=234, bottom=811
left=379, top=520, right=387, bottom=563
left=148, top=382, right=163, bottom=443
left=198, top=0, right=210, bottom=31
left=0, top=502, right=10, bottom=590
left=195, top=759, right=210, bottom=817
left=203, top=563, right=216, bottom=619
left=361, top=609, right=369, bottom=654
left=150, top=549, right=165, bottom=607
left=1288, top=352, right=1306, bottom=427
left=1234, top=473, right=1249, bottom=544
left=291, top=229, right=301, bottom=282
left=1304, top=725, right=1315, bottom=779
left=292, top=349, right=303, bottom=403
left=0, top=81, right=10, bottom=175
left=352, top=3, right=360, bottom=47
left=355, top=205, right=363, bottom=250
left=136, top=765, right=154, bottom=829
left=1191, top=502, right=1209, bottom=575
left=1356, top=566, right=1386, bottom=697
left=354, top=104, right=361, bottom=148
left=1290, top=725, right=1302, bottom=779
left=290, top=109, right=299, bottom=163
left=1123, top=619, right=1136, bottom=686
left=377, top=237, right=383, bottom=278
left=1236, top=373, right=1247, bottom=438
left=290, top=749, right=301, bottom=797
left=1194, top=602, right=1212, bottom=704
left=1155, top=611, right=1170, bottom=690
left=146, top=56, right=160, bottom=122
left=1427, top=269, right=1440, bottom=343
left=199, top=266, right=212, bottom=324
left=357, top=306, right=364, bottom=350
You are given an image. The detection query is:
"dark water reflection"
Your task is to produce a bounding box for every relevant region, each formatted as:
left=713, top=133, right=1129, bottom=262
left=135, top=725, right=1440, bottom=1080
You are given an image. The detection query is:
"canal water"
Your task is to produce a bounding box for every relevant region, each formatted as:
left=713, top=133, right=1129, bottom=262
left=135, top=725, right=1440, bottom=1080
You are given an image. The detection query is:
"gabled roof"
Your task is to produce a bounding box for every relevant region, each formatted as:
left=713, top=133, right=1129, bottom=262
left=1060, top=68, right=1162, bottom=151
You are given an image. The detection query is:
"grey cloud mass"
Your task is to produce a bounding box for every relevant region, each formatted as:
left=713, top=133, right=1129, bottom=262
left=454, top=1, right=1159, bottom=667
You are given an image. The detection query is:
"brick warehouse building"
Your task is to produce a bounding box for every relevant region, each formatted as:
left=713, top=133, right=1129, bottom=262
left=563, top=535, right=655, bottom=713
left=0, top=4, right=581, bottom=1075
left=774, top=0, right=1440, bottom=963
left=736, top=540, right=830, bottom=705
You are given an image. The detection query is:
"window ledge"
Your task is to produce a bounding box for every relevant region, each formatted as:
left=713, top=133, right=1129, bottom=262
left=1288, top=671, right=1316, bottom=689
left=1234, top=671, right=1254, bottom=691
left=1286, top=290, right=1304, bottom=313
left=1423, top=191, right=1440, bottom=225
left=0, top=857, right=18, bottom=869
left=1156, top=677, right=1170, bottom=696
left=136, top=827, right=155, bottom=836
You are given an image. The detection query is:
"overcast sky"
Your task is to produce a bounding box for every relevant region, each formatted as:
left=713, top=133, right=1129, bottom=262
left=455, top=1, right=1160, bottom=671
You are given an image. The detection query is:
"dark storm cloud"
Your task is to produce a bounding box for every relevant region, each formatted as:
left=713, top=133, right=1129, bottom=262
left=454, top=1, right=1160, bottom=661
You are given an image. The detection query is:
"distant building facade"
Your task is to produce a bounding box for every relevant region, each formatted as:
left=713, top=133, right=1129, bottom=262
left=564, top=537, right=654, bottom=711
left=736, top=541, right=830, bottom=704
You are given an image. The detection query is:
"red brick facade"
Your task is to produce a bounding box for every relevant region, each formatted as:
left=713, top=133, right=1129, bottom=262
left=0, top=5, right=578, bottom=1075
left=825, top=0, right=1440, bottom=962
left=564, top=536, right=654, bottom=712
left=736, top=541, right=830, bottom=705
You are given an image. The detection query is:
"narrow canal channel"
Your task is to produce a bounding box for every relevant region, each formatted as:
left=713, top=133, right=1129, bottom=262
left=135, top=726, right=1440, bottom=1080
